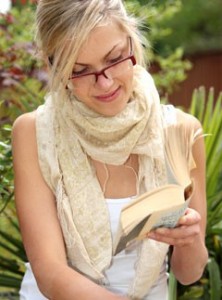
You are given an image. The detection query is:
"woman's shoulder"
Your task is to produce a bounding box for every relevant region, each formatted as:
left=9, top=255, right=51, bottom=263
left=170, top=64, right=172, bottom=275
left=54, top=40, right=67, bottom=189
left=12, top=111, right=37, bottom=145
left=13, top=111, right=36, bottom=130
left=162, top=104, right=202, bottom=131
left=175, top=107, right=202, bottom=131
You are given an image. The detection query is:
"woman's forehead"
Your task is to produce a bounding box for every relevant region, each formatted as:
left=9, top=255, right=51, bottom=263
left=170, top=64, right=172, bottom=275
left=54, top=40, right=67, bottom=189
left=76, top=23, right=128, bottom=63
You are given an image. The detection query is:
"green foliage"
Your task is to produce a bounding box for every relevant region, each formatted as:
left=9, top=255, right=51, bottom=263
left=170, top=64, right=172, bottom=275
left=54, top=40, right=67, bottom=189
left=151, top=0, right=222, bottom=55
left=207, top=258, right=221, bottom=300
left=0, top=210, right=26, bottom=293
left=0, top=127, right=13, bottom=213
left=0, top=6, right=46, bottom=126
left=12, top=0, right=37, bottom=10
left=168, top=270, right=177, bottom=300
left=190, top=88, right=222, bottom=242
left=126, top=0, right=192, bottom=95
left=0, top=6, right=43, bottom=294
left=193, top=89, right=222, bottom=300
left=0, top=125, right=27, bottom=294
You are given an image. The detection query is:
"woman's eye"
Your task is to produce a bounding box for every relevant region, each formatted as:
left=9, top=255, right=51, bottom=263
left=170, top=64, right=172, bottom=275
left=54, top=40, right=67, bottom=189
left=109, top=55, right=123, bottom=64
left=72, top=68, right=89, bottom=77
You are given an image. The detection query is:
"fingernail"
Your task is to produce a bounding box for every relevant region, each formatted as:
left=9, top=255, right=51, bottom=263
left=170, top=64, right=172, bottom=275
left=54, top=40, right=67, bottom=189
left=180, top=216, right=187, bottom=223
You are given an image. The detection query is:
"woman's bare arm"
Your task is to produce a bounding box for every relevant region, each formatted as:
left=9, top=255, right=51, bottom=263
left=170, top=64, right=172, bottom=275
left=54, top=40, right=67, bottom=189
left=169, top=122, right=208, bottom=284
left=147, top=111, right=208, bottom=284
left=12, top=112, right=128, bottom=300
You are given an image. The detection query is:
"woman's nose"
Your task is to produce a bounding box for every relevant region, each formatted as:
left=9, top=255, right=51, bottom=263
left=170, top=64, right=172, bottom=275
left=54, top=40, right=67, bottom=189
left=94, top=73, right=114, bottom=89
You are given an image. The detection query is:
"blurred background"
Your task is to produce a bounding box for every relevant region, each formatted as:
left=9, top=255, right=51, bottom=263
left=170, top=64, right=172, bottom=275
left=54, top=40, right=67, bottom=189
left=0, top=1, right=222, bottom=299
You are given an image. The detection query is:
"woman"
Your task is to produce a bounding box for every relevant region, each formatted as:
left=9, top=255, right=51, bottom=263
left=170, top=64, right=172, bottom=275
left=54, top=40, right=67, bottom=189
left=12, top=0, right=208, bottom=299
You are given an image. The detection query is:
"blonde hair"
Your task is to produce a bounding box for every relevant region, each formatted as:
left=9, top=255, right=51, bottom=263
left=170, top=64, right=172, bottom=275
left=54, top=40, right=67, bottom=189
left=35, top=0, right=146, bottom=92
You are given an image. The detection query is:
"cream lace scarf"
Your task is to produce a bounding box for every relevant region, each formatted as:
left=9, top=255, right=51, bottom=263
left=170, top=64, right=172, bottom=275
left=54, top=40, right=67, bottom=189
left=36, top=66, right=169, bottom=299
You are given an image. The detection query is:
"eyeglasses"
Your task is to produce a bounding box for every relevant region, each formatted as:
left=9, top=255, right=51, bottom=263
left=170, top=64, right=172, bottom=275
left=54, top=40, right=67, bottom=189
left=69, top=37, right=136, bottom=87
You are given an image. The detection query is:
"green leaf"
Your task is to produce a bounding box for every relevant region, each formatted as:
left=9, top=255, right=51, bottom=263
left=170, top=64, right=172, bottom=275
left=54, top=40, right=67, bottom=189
left=0, top=255, right=24, bottom=276
left=0, top=274, right=22, bottom=289
left=0, top=230, right=27, bottom=261
left=207, top=258, right=221, bottom=300
left=178, top=286, right=204, bottom=299
left=168, top=271, right=177, bottom=300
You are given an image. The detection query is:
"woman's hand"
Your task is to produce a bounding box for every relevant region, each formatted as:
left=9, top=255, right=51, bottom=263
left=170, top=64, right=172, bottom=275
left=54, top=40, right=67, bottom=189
left=147, top=207, right=201, bottom=247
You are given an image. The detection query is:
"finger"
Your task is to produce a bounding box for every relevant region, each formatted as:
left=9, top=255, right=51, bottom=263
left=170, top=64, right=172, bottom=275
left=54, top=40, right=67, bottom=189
left=167, top=236, right=196, bottom=247
left=147, top=229, right=197, bottom=247
left=148, top=224, right=200, bottom=240
left=178, top=208, right=201, bottom=226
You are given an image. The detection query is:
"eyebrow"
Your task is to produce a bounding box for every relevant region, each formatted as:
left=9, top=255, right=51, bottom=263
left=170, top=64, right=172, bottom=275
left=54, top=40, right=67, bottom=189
left=75, top=41, right=125, bottom=67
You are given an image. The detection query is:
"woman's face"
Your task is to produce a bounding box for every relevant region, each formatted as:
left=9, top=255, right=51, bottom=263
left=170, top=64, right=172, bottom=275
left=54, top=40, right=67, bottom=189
left=70, top=22, right=135, bottom=116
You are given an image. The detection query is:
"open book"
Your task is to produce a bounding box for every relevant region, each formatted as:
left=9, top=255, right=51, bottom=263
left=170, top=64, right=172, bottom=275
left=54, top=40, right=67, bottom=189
left=113, top=123, right=199, bottom=255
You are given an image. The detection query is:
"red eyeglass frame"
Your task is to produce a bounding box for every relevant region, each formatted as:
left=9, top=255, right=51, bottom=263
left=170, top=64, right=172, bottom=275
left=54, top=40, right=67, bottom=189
left=69, top=37, right=136, bottom=82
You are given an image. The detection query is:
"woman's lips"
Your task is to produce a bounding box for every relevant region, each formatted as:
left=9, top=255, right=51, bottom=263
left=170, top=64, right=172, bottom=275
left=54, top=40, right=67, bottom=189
left=95, top=86, right=121, bottom=102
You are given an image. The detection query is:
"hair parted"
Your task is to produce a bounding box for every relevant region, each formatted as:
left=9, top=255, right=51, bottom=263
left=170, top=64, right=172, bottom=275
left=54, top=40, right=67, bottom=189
left=35, top=0, right=146, bottom=91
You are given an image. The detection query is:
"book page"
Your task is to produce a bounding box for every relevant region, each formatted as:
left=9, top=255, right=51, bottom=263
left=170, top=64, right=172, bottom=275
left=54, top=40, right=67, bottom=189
left=164, top=123, right=193, bottom=188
